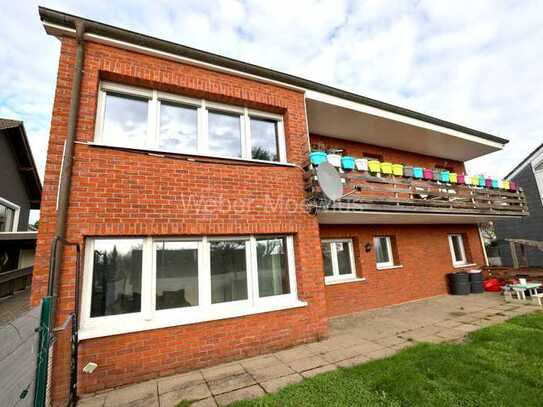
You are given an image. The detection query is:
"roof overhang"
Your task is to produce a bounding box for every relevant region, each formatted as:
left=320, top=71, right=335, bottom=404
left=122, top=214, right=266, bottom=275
left=306, top=91, right=506, bottom=162
left=39, top=6, right=508, bottom=157
left=0, top=231, right=38, bottom=242
left=316, top=211, right=517, bottom=225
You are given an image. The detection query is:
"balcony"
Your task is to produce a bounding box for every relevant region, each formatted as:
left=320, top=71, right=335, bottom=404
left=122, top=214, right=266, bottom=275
left=304, top=164, right=529, bottom=224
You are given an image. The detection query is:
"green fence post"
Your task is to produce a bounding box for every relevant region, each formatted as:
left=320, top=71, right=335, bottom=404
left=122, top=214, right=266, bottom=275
left=34, top=296, right=52, bottom=407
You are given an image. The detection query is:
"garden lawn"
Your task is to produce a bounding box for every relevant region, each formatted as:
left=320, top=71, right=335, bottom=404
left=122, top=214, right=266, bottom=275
left=229, top=312, right=543, bottom=407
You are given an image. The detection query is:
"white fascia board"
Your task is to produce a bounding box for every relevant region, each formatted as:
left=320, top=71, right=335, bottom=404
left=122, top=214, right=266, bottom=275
left=305, top=90, right=505, bottom=150
left=43, top=22, right=306, bottom=93
left=507, top=145, right=543, bottom=180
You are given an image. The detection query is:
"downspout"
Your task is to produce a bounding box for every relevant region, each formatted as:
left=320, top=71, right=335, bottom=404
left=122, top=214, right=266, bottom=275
left=47, top=20, right=85, bottom=302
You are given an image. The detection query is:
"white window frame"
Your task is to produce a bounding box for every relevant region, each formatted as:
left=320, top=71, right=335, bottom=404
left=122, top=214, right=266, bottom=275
left=0, top=197, right=20, bottom=233
left=532, top=150, right=543, bottom=201
left=80, top=235, right=302, bottom=339
left=448, top=234, right=468, bottom=267
left=321, top=239, right=357, bottom=284
left=94, top=81, right=287, bottom=164
left=374, top=236, right=395, bottom=269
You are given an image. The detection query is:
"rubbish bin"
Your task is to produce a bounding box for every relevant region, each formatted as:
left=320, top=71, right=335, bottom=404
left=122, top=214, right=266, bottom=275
left=469, top=269, right=484, bottom=294
left=448, top=272, right=471, bottom=295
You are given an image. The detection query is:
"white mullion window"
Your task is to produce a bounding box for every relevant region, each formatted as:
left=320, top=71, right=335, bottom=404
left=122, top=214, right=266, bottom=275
left=95, top=81, right=287, bottom=163
left=374, top=236, right=394, bottom=269
left=321, top=239, right=356, bottom=284
left=81, top=234, right=302, bottom=339
left=448, top=234, right=468, bottom=267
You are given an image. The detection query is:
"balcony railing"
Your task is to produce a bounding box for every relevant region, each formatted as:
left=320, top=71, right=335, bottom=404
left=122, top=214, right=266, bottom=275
left=304, top=166, right=528, bottom=217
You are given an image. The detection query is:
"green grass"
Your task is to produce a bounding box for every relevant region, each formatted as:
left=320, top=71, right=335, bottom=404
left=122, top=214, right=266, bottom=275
left=227, top=312, right=543, bottom=407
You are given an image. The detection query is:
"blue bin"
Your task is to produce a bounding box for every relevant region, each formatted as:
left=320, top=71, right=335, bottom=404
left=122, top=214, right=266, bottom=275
left=341, top=156, right=355, bottom=170
left=413, top=167, right=423, bottom=179
left=440, top=171, right=450, bottom=182
left=478, top=176, right=485, bottom=187
left=309, top=151, right=327, bottom=166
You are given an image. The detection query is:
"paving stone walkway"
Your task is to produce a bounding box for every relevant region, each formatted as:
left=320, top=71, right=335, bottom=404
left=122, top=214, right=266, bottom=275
left=78, top=293, right=540, bottom=407
left=0, top=288, right=31, bottom=326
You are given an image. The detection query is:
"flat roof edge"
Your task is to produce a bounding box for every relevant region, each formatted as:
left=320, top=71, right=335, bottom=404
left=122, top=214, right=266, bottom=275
left=38, top=6, right=509, bottom=146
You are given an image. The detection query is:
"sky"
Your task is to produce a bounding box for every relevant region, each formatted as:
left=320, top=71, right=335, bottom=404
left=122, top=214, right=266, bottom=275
left=1, top=0, right=542, bottom=187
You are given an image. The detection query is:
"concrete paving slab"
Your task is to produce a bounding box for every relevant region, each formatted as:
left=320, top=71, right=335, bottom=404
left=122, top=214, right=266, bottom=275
left=201, top=363, right=245, bottom=381
left=191, top=398, right=218, bottom=407
left=77, top=395, right=106, bottom=407
left=274, top=346, right=314, bottom=363
left=214, top=385, right=265, bottom=406
left=158, top=371, right=205, bottom=395
left=288, top=355, right=328, bottom=373
left=336, top=354, right=369, bottom=368
left=159, top=383, right=211, bottom=407
left=104, top=380, right=157, bottom=407
left=260, top=373, right=303, bottom=393
left=247, top=362, right=294, bottom=382
left=208, top=373, right=256, bottom=395
left=300, top=364, right=336, bottom=378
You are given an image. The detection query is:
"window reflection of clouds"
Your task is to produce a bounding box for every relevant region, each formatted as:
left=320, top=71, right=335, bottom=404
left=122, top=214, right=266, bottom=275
left=103, top=93, right=148, bottom=147
left=251, top=118, right=278, bottom=161
left=159, top=102, right=198, bottom=153
left=208, top=111, right=242, bottom=157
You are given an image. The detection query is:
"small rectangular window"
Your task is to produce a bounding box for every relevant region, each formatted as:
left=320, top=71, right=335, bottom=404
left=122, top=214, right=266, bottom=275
left=155, top=241, right=199, bottom=310
left=256, top=237, right=290, bottom=297
left=210, top=240, right=248, bottom=303
left=90, top=239, right=143, bottom=317
left=250, top=118, right=279, bottom=162
left=448, top=234, right=467, bottom=266
left=0, top=203, right=15, bottom=232
left=159, top=102, right=198, bottom=153
left=207, top=111, right=242, bottom=158
left=102, top=92, right=149, bottom=148
left=374, top=236, right=394, bottom=269
left=321, top=240, right=356, bottom=283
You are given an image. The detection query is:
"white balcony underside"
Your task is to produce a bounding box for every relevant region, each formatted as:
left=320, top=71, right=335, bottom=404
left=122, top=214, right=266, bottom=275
left=305, top=92, right=503, bottom=162
left=316, top=210, right=517, bottom=225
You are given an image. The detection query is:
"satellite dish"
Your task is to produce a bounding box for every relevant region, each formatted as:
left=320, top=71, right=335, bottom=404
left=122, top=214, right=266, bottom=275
left=316, top=161, right=343, bottom=201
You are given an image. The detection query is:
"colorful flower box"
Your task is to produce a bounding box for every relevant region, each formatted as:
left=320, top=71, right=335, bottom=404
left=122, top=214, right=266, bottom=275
left=327, top=154, right=342, bottom=167
left=403, top=165, right=413, bottom=177
left=501, top=180, right=510, bottom=190
left=423, top=168, right=433, bottom=180
left=413, top=167, right=423, bottom=179
left=457, top=174, right=465, bottom=184
left=440, top=171, right=450, bottom=182
left=471, top=176, right=479, bottom=186
left=492, top=179, right=500, bottom=189
left=449, top=173, right=458, bottom=183
left=485, top=178, right=493, bottom=188
left=368, top=160, right=381, bottom=173
left=478, top=176, right=485, bottom=187
left=432, top=169, right=441, bottom=181
left=355, top=158, right=368, bottom=171
left=381, top=162, right=393, bottom=174
left=509, top=181, right=517, bottom=191
left=392, top=164, right=403, bottom=176
left=341, top=156, right=355, bottom=170
left=309, top=151, right=327, bottom=166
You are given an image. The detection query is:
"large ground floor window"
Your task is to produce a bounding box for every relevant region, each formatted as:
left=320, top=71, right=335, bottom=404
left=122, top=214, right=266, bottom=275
left=80, top=235, right=303, bottom=339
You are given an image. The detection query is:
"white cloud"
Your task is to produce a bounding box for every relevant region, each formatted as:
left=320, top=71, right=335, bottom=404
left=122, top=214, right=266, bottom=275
left=1, top=0, right=542, bottom=186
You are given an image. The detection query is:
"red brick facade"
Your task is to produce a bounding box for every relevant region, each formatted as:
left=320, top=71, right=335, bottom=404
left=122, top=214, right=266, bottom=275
left=33, top=37, right=484, bottom=402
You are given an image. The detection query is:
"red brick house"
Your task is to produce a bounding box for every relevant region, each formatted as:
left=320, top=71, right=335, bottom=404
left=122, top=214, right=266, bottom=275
left=33, top=7, right=527, bottom=404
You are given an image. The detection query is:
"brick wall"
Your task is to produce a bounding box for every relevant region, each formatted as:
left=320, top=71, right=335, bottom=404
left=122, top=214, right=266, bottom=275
left=320, top=224, right=485, bottom=317
left=31, top=38, right=327, bottom=399
left=310, top=134, right=466, bottom=173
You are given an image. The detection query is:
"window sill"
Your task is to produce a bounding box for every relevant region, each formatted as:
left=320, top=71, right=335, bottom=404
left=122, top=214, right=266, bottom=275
left=453, top=263, right=477, bottom=269
left=82, top=142, right=297, bottom=168
left=78, top=300, right=308, bottom=340
left=325, top=277, right=366, bottom=286
left=376, top=265, right=404, bottom=271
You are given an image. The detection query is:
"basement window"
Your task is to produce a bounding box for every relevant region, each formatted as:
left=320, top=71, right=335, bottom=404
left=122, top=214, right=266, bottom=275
left=321, top=239, right=357, bottom=284
left=80, top=235, right=303, bottom=339
left=95, top=82, right=287, bottom=163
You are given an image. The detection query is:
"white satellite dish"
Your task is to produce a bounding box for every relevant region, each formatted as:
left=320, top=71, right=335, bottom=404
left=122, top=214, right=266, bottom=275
left=316, top=161, right=343, bottom=201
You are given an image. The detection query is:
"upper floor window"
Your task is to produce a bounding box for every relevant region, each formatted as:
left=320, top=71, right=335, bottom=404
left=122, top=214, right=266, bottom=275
left=95, top=82, right=287, bottom=163
left=0, top=198, right=19, bottom=232
left=534, top=158, right=543, bottom=200
left=374, top=236, right=400, bottom=269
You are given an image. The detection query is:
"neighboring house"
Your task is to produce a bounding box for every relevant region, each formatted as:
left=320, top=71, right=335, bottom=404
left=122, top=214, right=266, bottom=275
left=34, top=7, right=528, bottom=403
left=0, top=119, right=42, bottom=298
left=495, top=142, right=543, bottom=266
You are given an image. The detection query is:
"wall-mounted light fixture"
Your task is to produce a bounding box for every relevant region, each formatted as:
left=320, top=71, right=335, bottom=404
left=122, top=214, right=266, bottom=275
left=364, top=242, right=372, bottom=252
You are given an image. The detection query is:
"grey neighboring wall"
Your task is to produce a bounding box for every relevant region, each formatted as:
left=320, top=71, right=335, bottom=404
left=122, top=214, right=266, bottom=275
left=495, top=165, right=543, bottom=267
left=0, top=120, right=41, bottom=231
